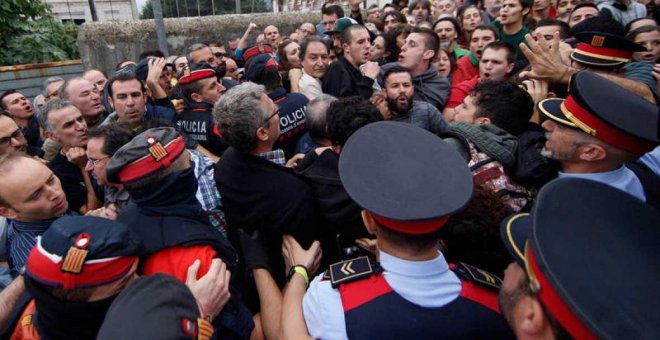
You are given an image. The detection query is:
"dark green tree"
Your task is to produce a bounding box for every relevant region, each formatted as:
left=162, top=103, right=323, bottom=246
left=0, top=0, right=80, bottom=66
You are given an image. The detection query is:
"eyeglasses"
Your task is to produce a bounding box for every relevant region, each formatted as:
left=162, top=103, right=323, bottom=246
left=0, top=128, right=24, bottom=146
left=87, top=156, right=109, bottom=166
left=214, top=52, right=226, bottom=58
left=263, top=109, right=280, bottom=124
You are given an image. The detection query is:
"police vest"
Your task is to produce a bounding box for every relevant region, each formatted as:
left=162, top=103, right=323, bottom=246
left=330, top=257, right=514, bottom=339
left=177, top=108, right=229, bottom=156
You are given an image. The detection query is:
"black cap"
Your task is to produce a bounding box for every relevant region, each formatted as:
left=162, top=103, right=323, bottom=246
left=245, top=54, right=278, bottom=82
left=538, top=71, right=659, bottom=154
left=25, top=216, right=143, bottom=290
left=339, top=121, right=473, bottom=234
left=571, top=31, right=645, bottom=67
left=501, top=178, right=660, bottom=339
left=97, top=274, right=213, bottom=340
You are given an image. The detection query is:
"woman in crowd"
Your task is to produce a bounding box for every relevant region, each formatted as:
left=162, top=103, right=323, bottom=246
left=277, top=39, right=302, bottom=92
left=457, top=5, right=485, bottom=47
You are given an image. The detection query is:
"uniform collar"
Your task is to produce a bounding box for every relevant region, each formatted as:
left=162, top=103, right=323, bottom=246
left=379, top=249, right=450, bottom=277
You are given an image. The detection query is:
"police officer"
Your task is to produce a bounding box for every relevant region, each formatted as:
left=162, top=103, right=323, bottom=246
left=4, top=216, right=143, bottom=339
left=105, top=127, right=254, bottom=339
left=302, top=121, right=514, bottom=339
left=499, top=178, right=660, bottom=339
left=538, top=71, right=659, bottom=206
left=176, top=64, right=229, bottom=157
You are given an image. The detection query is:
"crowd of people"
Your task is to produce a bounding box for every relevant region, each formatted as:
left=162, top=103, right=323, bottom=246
left=0, top=0, right=659, bottom=337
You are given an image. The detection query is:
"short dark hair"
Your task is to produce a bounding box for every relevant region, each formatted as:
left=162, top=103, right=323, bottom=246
left=433, top=17, right=462, bottom=37
left=341, top=24, right=368, bottom=45
left=411, top=27, right=440, bottom=59
left=483, top=41, right=516, bottom=64
left=570, top=3, right=599, bottom=20
left=439, top=182, right=514, bottom=276
left=535, top=19, right=570, bottom=39
left=322, top=4, right=344, bottom=18
left=383, top=10, right=407, bottom=24
left=383, top=65, right=412, bottom=85
left=326, top=96, right=383, bottom=147
left=106, top=71, right=146, bottom=98
left=300, top=36, right=329, bottom=60
left=0, top=90, right=18, bottom=110
left=472, top=24, right=499, bottom=40
left=469, top=80, right=533, bottom=135
left=138, top=50, right=165, bottom=61
left=87, top=123, right=135, bottom=156
left=374, top=219, right=440, bottom=254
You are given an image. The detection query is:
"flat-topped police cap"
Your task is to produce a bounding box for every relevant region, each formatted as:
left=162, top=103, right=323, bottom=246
left=538, top=71, right=659, bottom=154
left=245, top=54, right=279, bottom=82
left=501, top=178, right=660, bottom=339
left=97, top=274, right=213, bottom=340
left=571, top=31, right=646, bottom=67
left=339, top=121, right=473, bottom=235
left=178, top=63, right=218, bottom=85
left=25, top=216, right=143, bottom=290
left=106, top=127, right=186, bottom=184
left=242, top=43, right=274, bottom=63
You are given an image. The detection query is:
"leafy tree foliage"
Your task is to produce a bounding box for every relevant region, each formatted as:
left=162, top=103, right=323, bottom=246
left=0, top=0, right=80, bottom=66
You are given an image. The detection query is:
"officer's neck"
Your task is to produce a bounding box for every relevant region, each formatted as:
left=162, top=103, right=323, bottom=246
left=561, top=159, right=622, bottom=174
left=377, top=239, right=440, bottom=262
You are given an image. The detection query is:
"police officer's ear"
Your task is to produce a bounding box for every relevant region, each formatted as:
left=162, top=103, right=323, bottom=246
left=191, top=92, right=204, bottom=103
left=512, top=296, right=554, bottom=338
left=361, top=210, right=377, bottom=236
left=576, top=143, right=607, bottom=162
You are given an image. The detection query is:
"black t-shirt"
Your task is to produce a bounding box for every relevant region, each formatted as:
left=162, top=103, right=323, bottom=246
left=49, top=153, right=90, bottom=213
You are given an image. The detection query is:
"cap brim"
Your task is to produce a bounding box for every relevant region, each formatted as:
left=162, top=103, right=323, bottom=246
left=570, top=51, right=626, bottom=68
left=500, top=213, right=531, bottom=267
left=538, top=98, right=576, bottom=128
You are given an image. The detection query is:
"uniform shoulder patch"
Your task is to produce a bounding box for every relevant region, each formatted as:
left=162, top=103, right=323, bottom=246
left=329, top=256, right=380, bottom=288
left=453, top=262, right=502, bottom=291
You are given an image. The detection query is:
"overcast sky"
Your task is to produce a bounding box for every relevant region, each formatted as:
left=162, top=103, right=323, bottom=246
left=136, top=0, right=147, bottom=12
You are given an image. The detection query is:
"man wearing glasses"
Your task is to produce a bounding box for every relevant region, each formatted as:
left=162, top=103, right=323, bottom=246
left=213, top=82, right=317, bottom=312
left=0, top=113, right=29, bottom=156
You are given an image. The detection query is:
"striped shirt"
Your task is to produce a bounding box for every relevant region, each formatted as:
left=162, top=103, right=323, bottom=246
left=6, top=218, right=56, bottom=276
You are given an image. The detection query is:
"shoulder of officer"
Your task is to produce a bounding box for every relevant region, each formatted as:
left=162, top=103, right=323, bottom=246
left=452, top=262, right=502, bottom=291
left=325, top=256, right=382, bottom=288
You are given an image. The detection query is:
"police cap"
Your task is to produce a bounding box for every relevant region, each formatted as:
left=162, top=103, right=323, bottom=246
left=538, top=71, right=659, bottom=154
left=106, top=127, right=186, bottom=184
left=338, top=121, right=473, bottom=235
left=501, top=178, right=660, bottom=339
left=25, top=215, right=143, bottom=290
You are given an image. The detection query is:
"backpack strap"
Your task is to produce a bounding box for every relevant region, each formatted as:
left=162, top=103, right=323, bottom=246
left=626, top=161, right=660, bottom=209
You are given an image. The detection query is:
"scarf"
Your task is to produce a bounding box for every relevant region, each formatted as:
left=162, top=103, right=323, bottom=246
left=127, top=166, right=203, bottom=218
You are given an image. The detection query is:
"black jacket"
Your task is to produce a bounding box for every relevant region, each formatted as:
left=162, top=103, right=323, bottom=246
left=215, top=147, right=318, bottom=310
left=322, top=56, right=375, bottom=99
